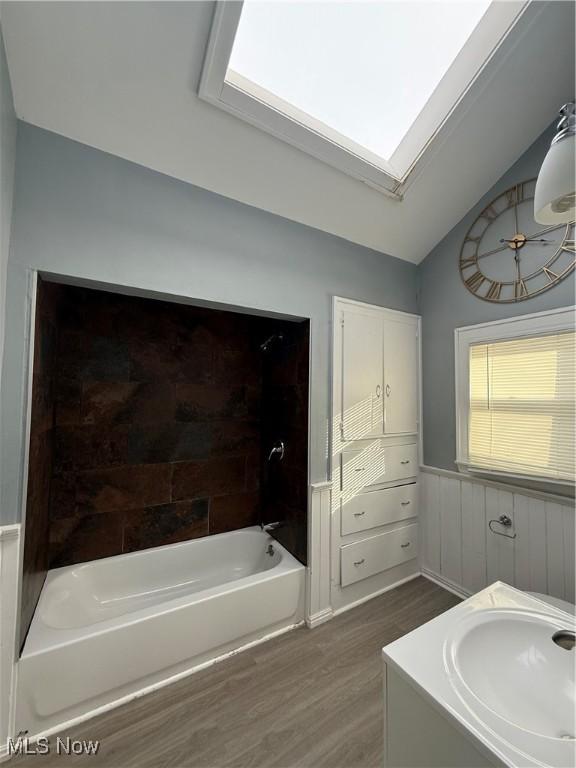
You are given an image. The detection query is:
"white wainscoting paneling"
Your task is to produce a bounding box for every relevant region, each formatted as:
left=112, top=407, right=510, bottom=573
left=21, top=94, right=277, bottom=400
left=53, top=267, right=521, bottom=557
left=420, top=473, right=440, bottom=575
left=513, top=494, right=547, bottom=594
left=0, top=524, right=21, bottom=759
left=420, top=467, right=575, bottom=604
left=307, top=482, right=333, bottom=627
left=485, top=487, right=515, bottom=586
left=460, top=481, right=486, bottom=594
left=439, top=477, right=462, bottom=586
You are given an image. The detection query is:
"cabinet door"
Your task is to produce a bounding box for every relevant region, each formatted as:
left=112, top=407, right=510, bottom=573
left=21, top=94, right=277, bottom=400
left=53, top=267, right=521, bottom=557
left=383, top=318, right=418, bottom=435
left=341, top=308, right=384, bottom=440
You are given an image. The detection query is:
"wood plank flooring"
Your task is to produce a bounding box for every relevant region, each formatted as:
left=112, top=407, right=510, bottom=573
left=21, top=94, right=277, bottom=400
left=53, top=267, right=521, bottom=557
left=14, top=577, right=459, bottom=768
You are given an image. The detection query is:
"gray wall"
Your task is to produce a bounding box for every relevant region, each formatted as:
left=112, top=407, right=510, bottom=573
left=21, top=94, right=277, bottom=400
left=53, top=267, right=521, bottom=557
left=418, top=125, right=575, bottom=472
left=1, top=123, right=417, bottom=523
left=0, top=25, right=17, bottom=503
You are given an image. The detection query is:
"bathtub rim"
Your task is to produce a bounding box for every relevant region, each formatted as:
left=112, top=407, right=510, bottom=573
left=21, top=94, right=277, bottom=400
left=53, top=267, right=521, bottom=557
left=23, top=526, right=304, bottom=658
left=46, top=524, right=293, bottom=579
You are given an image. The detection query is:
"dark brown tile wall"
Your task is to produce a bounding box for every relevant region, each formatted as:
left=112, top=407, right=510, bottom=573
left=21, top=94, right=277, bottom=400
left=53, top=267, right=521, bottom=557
left=261, top=322, right=310, bottom=565
left=22, top=281, right=309, bottom=627
left=44, top=285, right=269, bottom=568
left=20, top=278, right=61, bottom=649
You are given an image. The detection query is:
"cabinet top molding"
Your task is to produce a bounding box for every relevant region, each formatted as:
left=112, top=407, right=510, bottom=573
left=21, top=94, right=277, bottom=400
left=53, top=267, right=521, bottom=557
left=332, top=296, right=421, bottom=322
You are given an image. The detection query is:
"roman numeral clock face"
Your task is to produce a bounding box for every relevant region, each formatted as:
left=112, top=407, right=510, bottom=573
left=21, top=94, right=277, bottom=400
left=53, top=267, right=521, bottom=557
left=459, top=179, right=575, bottom=302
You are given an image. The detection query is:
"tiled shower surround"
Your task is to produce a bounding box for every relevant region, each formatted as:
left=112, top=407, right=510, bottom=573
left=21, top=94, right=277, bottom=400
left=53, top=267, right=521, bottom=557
left=22, top=279, right=309, bottom=645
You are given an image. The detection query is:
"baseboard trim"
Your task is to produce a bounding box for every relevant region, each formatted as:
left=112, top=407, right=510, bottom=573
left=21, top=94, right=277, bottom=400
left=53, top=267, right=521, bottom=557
left=421, top=568, right=471, bottom=600
left=18, top=619, right=304, bottom=746
left=306, top=608, right=333, bottom=628
left=332, top=572, right=421, bottom=617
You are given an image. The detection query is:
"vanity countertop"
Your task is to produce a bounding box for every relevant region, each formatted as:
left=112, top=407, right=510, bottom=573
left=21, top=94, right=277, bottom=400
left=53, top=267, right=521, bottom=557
left=382, top=581, right=576, bottom=768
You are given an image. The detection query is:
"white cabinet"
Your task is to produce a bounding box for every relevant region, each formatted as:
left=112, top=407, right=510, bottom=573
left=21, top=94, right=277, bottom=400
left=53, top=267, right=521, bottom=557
left=384, top=317, right=419, bottom=435
left=341, top=307, right=383, bottom=440
left=341, top=523, right=418, bottom=587
left=341, top=443, right=418, bottom=493
left=339, top=303, right=419, bottom=440
left=341, top=484, right=418, bottom=536
left=331, top=297, right=421, bottom=613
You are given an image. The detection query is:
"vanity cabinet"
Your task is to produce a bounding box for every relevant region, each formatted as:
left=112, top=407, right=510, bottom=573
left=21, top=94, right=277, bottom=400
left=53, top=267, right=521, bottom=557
left=383, top=667, right=497, bottom=767
left=340, top=304, right=419, bottom=440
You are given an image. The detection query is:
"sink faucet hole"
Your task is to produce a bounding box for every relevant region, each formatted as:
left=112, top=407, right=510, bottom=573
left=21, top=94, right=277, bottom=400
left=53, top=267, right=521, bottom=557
left=552, top=630, right=575, bottom=651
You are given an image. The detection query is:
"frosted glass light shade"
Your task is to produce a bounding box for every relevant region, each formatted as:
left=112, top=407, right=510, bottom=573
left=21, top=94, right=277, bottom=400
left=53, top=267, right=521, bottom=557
left=534, top=135, right=575, bottom=224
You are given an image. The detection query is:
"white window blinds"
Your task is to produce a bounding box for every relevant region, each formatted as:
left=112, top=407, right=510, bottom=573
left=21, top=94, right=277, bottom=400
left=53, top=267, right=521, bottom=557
left=469, top=331, right=575, bottom=482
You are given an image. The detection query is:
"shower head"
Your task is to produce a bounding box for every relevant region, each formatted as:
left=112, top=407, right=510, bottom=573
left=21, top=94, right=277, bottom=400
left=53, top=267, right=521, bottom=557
left=260, top=333, right=284, bottom=352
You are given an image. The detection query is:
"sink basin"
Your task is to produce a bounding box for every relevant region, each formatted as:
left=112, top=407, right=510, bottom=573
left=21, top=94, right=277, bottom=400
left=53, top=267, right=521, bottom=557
left=384, top=583, right=575, bottom=767
left=450, top=610, right=575, bottom=740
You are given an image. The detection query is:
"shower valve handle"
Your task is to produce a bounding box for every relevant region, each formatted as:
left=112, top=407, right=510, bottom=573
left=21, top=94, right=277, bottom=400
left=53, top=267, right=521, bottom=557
left=268, top=441, right=285, bottom=461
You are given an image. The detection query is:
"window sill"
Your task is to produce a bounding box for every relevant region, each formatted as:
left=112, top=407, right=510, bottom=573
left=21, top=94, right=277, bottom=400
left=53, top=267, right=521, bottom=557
left=455, top=461, right=575, bottom=496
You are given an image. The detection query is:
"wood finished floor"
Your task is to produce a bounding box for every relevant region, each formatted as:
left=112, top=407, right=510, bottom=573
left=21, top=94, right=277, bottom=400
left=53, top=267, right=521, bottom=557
left=14, top=577, right=459, bottom=768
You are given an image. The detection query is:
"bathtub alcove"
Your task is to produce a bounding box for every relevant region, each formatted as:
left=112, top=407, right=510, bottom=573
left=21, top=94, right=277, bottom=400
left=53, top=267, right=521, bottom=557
left=17, top=276, right=309, bottom=737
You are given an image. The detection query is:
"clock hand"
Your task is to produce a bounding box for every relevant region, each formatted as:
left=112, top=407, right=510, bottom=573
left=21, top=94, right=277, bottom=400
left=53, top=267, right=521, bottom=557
left=477, top=243, right=509, bottom=259
left=514, top=253, right=521, bottom=283
left=526, top=223, right=569, bottom=240
left=499, top=238, right=553, bottom=243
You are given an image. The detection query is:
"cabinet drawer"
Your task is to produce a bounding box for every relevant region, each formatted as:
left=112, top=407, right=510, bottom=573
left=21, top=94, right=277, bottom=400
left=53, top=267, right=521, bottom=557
left=341, top=446, right=387, bottom=493
left=341, top=443, right=418, bottom=492
left=340, top=523, right=418, bottom=587
left=385, top=444, right=418, bottom=483
left=341, top=484, right=418, bottom=536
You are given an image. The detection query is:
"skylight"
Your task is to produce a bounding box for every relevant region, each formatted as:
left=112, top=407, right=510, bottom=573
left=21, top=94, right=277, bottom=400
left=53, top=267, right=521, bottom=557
left=228, top=1, right=491, bottom=169
left=200, top=1, right=528, bottom=193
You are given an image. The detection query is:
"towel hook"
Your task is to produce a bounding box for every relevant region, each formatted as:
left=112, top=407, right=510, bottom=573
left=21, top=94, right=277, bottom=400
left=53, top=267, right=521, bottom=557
left=488, top=514, right=517, bottom=539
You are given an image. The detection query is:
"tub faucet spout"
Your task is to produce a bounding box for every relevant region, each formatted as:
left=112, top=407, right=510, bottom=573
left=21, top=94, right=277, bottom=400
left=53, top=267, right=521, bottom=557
left=262, top=521, right=281, bottom=533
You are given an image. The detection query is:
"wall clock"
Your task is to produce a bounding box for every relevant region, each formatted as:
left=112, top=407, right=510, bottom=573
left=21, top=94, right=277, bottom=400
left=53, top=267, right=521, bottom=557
left=459, top=178, right=575, bottom=302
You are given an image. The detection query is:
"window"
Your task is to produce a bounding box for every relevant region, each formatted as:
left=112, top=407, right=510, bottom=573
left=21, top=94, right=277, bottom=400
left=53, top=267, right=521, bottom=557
left=455, top=309, right=575, bottom=486
left=200, top=1, right=529, bottom=194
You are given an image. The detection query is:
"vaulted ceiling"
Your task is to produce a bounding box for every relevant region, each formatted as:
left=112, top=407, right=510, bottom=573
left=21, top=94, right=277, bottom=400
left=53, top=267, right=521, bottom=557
left=1, top=1, right=574, bottom=263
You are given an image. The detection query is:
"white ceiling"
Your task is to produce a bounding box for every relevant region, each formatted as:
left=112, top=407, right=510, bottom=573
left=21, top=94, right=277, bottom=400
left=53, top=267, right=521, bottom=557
left=1, top=1, right=574, bottom=264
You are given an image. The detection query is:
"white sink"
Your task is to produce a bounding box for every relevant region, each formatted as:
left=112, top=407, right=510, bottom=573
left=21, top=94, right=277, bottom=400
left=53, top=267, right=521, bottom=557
left=447, top=610, right=575, bottom=740
left=382, top=583, right=576, bottom=767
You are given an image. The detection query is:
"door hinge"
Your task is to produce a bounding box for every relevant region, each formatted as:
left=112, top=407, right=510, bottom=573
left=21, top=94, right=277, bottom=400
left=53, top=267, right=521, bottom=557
left=339, top=422, right=344, bottom=438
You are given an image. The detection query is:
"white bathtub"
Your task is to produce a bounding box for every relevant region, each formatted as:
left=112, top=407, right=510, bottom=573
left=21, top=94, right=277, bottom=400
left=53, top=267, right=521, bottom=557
left=17, top=527, right=305, bottom=737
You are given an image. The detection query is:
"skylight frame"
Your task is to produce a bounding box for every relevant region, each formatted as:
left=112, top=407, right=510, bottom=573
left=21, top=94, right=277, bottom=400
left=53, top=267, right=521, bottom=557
left=199, top=1, right=530, bottom=198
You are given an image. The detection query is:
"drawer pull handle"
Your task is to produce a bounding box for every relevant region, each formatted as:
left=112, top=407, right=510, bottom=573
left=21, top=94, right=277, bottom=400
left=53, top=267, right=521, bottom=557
left=400, top=542, right=411, bottom=549
left=354, top=559, right=365, bottom=566
left=400, top=460, right=410, bottom=465
left=401, top=501, right=411, bottom=506
left=354, top=468, right=366, bottom=472
left=353, top=511, right=366, bottom=517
